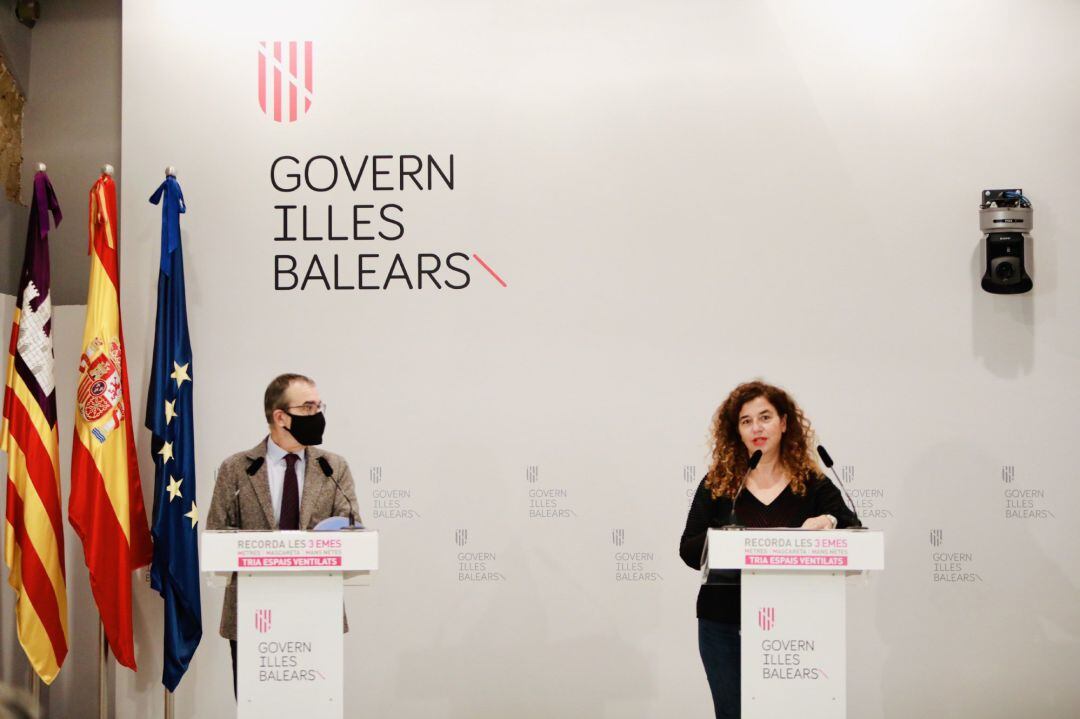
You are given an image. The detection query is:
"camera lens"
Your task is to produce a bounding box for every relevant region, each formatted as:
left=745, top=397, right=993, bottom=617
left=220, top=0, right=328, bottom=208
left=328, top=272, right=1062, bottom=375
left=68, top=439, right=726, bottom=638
left=995, top=262, right=1016, bottom=281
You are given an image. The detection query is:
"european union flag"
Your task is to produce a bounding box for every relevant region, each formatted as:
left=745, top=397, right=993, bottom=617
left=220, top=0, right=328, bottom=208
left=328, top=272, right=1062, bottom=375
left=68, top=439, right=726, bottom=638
left=146, top=176, right=201, bottom=692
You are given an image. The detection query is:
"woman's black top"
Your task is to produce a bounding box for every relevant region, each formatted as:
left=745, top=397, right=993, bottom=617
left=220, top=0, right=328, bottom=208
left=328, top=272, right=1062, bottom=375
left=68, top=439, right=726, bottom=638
left=679, top=474, right=857, bottom=624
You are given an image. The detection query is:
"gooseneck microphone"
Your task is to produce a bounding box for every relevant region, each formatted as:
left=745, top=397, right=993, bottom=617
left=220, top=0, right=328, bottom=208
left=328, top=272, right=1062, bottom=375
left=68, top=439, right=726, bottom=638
left=816, top=445, right=863, bottom=528
left=726, top=449, right=763, bottom=528
left=317, top=456, right=362, bottom=529
left=234, top=457, right=265, bottom=529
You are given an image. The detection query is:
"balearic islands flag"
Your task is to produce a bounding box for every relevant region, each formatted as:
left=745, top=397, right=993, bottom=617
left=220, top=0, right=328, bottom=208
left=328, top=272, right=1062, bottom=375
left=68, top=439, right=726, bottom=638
left=1, top=171, right=69, bottom=683
left=146, top=175, right=201, bottom=691
left=69, top=172, right=154, bottom=670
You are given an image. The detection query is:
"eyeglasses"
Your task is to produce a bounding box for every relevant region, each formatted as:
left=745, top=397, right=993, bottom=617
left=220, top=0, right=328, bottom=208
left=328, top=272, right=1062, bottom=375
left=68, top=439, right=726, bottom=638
left=286, top=401, right=326, bottom=415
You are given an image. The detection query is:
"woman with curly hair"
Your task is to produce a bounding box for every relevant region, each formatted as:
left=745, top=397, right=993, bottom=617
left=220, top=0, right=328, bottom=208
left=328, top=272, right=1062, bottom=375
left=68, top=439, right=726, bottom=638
left=679, top=380, right=857, bottom=719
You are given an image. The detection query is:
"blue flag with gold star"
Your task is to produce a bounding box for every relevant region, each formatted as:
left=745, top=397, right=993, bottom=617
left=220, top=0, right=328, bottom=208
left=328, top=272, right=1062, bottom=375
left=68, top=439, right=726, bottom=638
left=146, top=176, right=201, bottom=691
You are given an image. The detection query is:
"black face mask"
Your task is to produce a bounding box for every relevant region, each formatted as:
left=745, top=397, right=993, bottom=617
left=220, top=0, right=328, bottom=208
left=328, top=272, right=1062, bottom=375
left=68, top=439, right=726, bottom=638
left=284, top=411, right=326, bottom=446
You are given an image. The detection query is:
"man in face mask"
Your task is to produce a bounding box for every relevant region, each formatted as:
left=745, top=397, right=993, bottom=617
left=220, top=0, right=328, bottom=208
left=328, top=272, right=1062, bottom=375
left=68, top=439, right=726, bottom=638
left=205, top=372, right=361, bottom=697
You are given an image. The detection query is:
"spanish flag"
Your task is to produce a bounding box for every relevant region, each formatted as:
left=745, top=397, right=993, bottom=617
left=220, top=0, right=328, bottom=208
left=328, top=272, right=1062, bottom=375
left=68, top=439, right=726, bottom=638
left=1, top=171, right=69, bottom=683
left=69, top=173, right=153, bottom=670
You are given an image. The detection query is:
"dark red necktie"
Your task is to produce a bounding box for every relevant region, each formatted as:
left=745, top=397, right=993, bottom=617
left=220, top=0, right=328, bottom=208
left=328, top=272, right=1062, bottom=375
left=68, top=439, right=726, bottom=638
left=280, top=453, right=300, bottom=530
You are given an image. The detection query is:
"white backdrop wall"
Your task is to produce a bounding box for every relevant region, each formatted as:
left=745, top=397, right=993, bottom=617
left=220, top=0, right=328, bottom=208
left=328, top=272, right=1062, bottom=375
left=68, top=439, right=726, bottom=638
left=109, top=1, right=1080, bottom=717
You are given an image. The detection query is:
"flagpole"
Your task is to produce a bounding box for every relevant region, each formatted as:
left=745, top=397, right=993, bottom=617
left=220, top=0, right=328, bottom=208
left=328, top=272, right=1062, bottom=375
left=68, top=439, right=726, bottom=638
left=98, top=621, right=108, bottom=719
left=164, top=688, right=174, bottom=719
left=29, top=668, right=41, bottom=715
left=15, top=611, right=42, bottom=717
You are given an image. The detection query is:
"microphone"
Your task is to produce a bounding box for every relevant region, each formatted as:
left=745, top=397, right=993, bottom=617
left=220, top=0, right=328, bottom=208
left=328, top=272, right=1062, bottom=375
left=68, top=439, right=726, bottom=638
left=232, top=486, right=243, bottom=530
left=234, top=458, right=264, bottom=529
left=726, top=449, right=762, bottom=528
left=816, top=445, right=863, bottom=528
left=317, top=456, right=362, bottom=529
left=232, top=456, right=266, bottom=530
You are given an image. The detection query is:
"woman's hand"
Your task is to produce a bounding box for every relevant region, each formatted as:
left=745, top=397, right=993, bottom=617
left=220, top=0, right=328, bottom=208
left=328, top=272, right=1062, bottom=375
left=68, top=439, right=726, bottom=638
left=801, top=514, right=835, bottom=530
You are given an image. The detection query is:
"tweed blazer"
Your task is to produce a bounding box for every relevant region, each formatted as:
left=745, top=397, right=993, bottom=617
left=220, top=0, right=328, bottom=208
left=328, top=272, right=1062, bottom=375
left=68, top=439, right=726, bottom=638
left=205, top=438, right=361, bottom=640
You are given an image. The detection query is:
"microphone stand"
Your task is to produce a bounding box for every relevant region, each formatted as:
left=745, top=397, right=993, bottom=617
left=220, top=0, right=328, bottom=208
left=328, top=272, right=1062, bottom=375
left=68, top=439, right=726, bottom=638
left=816, top=445, right=864, bottom=529
left=317, top=457, right=363, bottom=530
left=724, top=449, right=763, bottom=529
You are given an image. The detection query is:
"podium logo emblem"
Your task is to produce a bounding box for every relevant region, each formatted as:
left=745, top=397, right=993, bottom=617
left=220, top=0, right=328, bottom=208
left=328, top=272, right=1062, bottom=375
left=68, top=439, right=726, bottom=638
left=258, top=41, right=314, bottom=123
left=1002, top=465, right=1015, bottom=483
left=930, top=529, right=943, bottom=546
left=757, top=607, right=775, bottom=631
left=255, top=609, right=272, bottom=633
left=611, top=529, right=624, bottom=546
left=370, top=466, right=382, bottom=484
left=455, top=529, right=468, bottom=547
left=683, top=465, right=696, bottom=483
left=526, top=465, right=539, bottom=483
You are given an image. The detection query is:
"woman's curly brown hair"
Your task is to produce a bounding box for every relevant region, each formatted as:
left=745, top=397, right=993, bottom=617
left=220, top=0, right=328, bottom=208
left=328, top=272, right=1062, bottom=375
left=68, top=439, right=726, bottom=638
left=704, top=380, right=820, bottom=500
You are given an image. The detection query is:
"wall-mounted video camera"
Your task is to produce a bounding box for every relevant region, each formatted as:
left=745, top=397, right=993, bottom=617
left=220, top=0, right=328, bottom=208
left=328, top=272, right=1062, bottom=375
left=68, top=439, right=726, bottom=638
left=979, top=189, right=1032, bottom=295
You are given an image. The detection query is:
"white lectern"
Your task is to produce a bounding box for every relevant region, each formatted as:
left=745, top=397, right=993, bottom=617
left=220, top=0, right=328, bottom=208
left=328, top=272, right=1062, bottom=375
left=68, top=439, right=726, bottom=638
left=201, top=530, right=379, bottom=719
left=704, top=528, right=884, bottom=719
